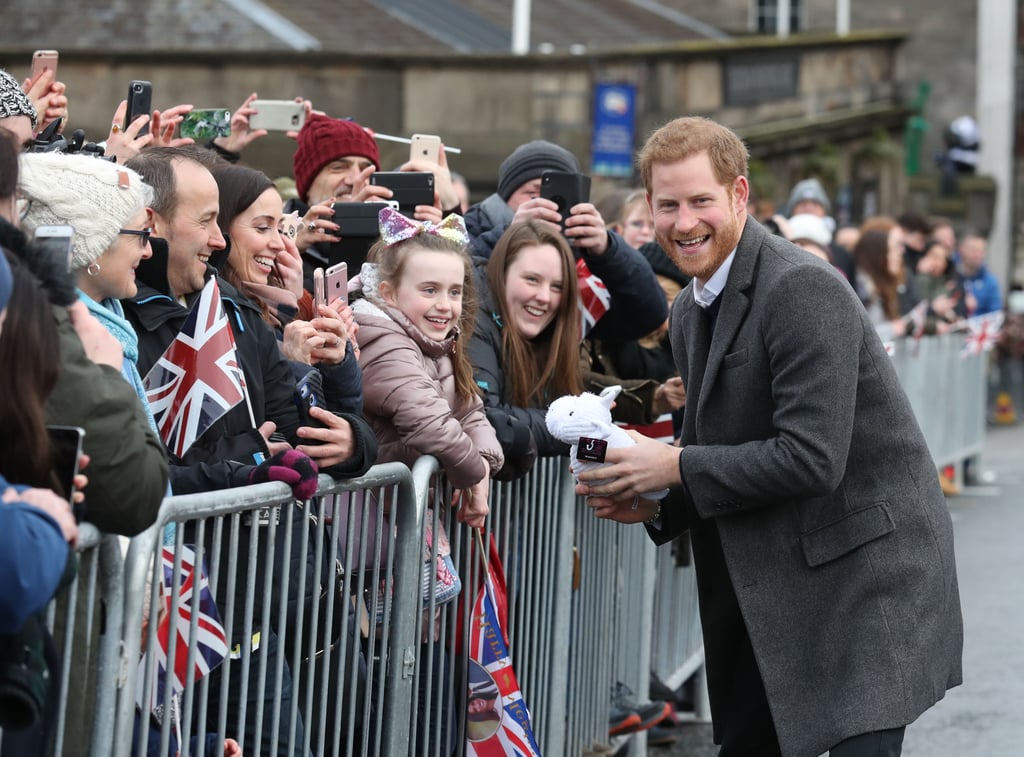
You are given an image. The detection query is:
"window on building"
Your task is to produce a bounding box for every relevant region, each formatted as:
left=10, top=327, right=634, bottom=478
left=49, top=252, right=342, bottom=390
left=754, top=0, right=803, bottom=34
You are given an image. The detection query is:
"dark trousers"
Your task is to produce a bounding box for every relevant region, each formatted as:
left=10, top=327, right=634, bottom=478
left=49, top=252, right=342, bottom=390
left=830, top=727, right=906, bottom=757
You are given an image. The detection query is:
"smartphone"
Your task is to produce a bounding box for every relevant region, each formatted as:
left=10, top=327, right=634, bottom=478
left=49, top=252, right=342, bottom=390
left=313, top=266, right=326, bottom=313
left=249, top=100, right=306, bottom=132
left=540, top=170, right=592, bottom=231
left=47, top=425, right=85, bottom=512
left=178, top=108, right=232, bottom=140
left=30, top=50, right=58, bottom=82
left=327, top=201, right=389, bottom=271
left=293, top=369, right=326, bottom=436
left=369, top=172, right=435, bottom=217
left=409, top=133, right=442, bottom=164
left=124, top=80, right=153, bottom=132
left=32, top=224, right=75, bottom=270
left=325, top=262, right=348, bottom=306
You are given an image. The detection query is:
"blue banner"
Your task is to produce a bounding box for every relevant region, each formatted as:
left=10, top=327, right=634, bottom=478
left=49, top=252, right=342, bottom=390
left=591, top=83, right=637, bottom=177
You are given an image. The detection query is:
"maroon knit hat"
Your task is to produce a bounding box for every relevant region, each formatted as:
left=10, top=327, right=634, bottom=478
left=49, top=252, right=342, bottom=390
left=292, top=113, right=381, bottom=202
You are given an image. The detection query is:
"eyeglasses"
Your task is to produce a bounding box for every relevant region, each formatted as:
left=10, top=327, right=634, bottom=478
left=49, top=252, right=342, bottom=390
left=118, top=227, right=152, bottom=248
left=15, top=196, right=31, bottom=221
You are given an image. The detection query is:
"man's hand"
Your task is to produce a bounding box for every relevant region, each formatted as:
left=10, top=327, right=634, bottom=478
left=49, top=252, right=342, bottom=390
left=653, top=376, right=686, bottom=414
left=564, top=202, right=610, bottom=255
left=575, top=431, right=682, bottom=504
left=257, top=420, right=292, bottom=456
left=297, top=406, right=355, bottom=468
left=511, top=197, right=563, bottom=231
left=587, top=493, right=661, bottom=525
left=400, top=142, right=459, bottom=211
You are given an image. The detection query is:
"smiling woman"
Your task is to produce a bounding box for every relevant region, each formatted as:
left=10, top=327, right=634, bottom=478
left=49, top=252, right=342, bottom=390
left=467, top=219, right=584, bottom=470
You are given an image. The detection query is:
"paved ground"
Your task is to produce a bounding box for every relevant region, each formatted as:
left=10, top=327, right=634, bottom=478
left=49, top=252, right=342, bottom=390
left=647, top=420, right=1024, bottom=757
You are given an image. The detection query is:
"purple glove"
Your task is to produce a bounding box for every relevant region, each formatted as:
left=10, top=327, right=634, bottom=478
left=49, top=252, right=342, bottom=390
left=248, top=450, right=319, bottom=500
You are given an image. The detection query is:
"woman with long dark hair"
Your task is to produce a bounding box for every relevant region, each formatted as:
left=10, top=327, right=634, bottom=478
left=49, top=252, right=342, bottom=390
left=468, top=220, right=584, bottom=473
left=209, top=162, right=364, bottom=415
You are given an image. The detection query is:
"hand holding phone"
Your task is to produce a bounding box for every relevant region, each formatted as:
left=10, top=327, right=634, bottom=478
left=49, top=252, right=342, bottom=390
left=249, top=100, right=306, bottom=132
left=30, top=50, right=58, bottom=83
left=33, top=225, right=75, bottom=271
left=409, top=134, right=442, bottom=164
left=47, top=425, right=85, bottom=514
left=178, top=108, right=232, bottom=140
left=325, top=262, right=348, bottom=306
left=313, top=267, right=326, bottom=313
left=124, top=80, right=153, bottom=132
left=369, top=172, right=435, bottom=217
left=540, top=171, right=592, bottom=231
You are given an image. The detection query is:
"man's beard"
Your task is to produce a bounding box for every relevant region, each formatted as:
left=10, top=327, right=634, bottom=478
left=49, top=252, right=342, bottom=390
left=659, top=214, right=742, bottom=281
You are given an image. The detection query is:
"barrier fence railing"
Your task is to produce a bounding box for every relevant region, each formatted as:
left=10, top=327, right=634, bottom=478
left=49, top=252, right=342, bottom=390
left=2, top=332, right=987, bottom=756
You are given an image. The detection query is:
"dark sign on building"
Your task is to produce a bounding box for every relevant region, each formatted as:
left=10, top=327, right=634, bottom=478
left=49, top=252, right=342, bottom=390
left=723, top=54, right=800, bottom=106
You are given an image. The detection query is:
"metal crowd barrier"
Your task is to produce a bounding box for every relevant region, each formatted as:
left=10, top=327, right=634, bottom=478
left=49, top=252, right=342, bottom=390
left=890, top=332, right=987, bottom=472
left=112, top=462, right=424, bottom=757
left=0, top=524, right=125, bottom=757
left=4, top=333, right=987, bottom=757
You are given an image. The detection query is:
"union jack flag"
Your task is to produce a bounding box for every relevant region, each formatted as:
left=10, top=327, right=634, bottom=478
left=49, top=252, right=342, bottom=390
left=577, top=258, right=610, bottom=339
left=136, top=544, right=228, bottom=714
left=143, top=277, right=247, bottom=457
left=961, top=311, right=1005, bottom=357
left=466, top=539, right=542, bottom=757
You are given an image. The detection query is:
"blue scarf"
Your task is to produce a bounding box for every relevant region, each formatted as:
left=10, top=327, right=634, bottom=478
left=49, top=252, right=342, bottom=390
left=77, top=290, right=175, bottom=543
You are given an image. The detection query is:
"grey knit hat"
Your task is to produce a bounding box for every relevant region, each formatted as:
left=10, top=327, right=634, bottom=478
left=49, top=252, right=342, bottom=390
left=496, top=140, right=580, bottom=201
left=0, top=69, right=37, bottom=129
left=786, top=178, right=831, bottom=216
left=19, top=152, right=153, bottom=270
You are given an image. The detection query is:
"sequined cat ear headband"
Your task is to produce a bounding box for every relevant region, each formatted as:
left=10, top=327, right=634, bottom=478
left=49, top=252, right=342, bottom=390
left=378, top=206, right=469, bottom=248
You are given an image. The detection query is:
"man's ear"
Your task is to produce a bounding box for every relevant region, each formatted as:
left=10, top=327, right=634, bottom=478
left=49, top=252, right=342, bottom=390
left=732, top=176, right=750, bottom=214
left=149, top=209, right=167, bottom=238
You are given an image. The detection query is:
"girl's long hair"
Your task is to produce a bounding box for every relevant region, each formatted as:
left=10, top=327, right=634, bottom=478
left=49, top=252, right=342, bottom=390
left=0, top=250, right=61, bottom=490
left=486, top=220, right=583, bottom=408
left=367, top=232, right=479, bottom=402
left=853, top=228, right=901, bottom=320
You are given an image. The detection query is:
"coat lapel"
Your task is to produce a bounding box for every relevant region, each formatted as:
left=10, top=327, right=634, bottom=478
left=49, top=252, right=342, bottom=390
left=694, top=219, right=762, bottom=421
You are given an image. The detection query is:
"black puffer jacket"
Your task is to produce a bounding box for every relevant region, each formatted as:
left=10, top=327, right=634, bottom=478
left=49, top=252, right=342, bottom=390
left=467, top=260, right=568, bottom=461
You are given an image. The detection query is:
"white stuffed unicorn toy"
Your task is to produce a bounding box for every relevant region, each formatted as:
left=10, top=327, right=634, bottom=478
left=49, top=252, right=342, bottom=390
left=545, top=385, right=669, bottom=501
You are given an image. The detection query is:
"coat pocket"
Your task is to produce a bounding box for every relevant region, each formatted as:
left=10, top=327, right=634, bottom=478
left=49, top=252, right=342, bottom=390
left=722, top=348, right=748, bottom=369
left=800, top=503, right=895, bottom=567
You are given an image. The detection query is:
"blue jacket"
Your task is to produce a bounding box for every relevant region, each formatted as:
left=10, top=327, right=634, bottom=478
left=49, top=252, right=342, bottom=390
left=959, top=264, right=1002, bottom=316
left=0, top=475, right=70, bottom=635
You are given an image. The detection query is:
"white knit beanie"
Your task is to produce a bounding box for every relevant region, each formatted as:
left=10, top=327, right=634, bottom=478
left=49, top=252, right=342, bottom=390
left=18, top=152, right=153, bottom=270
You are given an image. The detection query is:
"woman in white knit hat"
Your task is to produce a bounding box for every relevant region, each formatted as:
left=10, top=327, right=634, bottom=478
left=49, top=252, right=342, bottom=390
left=17, top=152, right=174, bottom=515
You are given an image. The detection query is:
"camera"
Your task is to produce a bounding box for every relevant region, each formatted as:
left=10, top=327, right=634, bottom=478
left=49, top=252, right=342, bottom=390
left=30, top=119, right=112, bottom=161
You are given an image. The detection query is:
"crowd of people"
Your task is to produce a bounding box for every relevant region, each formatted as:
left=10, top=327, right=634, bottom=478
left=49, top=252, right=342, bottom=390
left=0, top=58, right=989, bottom=756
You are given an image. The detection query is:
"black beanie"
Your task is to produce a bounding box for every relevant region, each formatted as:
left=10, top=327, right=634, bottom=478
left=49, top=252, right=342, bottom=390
left=496, top=140, right=580, bottom=201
